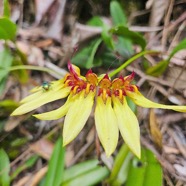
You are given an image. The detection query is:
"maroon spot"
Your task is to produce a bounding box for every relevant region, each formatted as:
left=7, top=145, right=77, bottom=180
left=122, top=89, right=126, bottom=96
left=86, top=69, right=93, bottom=76
left=67, top=61, right=79, bottom=80
left=103, top=74, right=110, bottom=80
left=114, top=90, right=119, bottom=96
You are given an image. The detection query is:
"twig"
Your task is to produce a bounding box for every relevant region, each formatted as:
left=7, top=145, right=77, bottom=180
left=161, top=0, right=175, bottom=51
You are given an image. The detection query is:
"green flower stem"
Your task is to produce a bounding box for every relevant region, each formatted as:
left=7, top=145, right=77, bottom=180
left=107, top=144, right=130, bottom=184
left=109, top=50, right=158, bottom=78
left=9, top=65, right=62, bottom=77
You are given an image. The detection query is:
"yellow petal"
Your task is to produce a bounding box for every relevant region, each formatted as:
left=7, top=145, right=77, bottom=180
left=21, top=80, right=65, bottom=103
left=63, top=90, right=95, bottom=146
left=11, top=87, right=70, bottom=116
left=20, top=91, right=43, bottom=104
left=113, top=96, right=141, bottom=158
left=72, top=64, right=81, bottom=75
left=33, top=94, right=75, bottom=120
left=30, top=79, right=64, bottom=93
left=127, top=90, right=186, bottom=112
left=95, top=96, right=119, bottom=157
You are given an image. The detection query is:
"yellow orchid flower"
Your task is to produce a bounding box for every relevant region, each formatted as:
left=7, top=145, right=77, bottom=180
left=11, top=62, right=186, bottom=158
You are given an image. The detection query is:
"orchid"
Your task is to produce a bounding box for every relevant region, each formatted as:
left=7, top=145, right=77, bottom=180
left=11, top=62, right=186, bottom=158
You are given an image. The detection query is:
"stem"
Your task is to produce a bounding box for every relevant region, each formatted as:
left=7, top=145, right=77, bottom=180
left=107, top=144, right=130, bottom=184
left=9, top=65, right=62, bottom=77
left=109, top=50, right=158, bottom=77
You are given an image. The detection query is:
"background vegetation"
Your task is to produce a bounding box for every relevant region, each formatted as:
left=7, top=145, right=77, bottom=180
left=0, top=0, right=186, bottom=185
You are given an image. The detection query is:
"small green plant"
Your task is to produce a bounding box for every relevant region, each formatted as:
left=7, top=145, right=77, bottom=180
left=72, top=1, right=146, bottom=69
left=1, top=1, right=186, bottom=185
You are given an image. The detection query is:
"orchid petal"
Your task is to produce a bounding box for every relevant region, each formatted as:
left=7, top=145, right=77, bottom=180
left=33, top=94, right=75, bottom=120
left=20, top=91, right=43, bottom=104
left=30, top=79, right=64, bottom=93
left=68, top=62, right=81, bottom=76
left=63, top=91, right=95, bottom=146
left=72, top=64, right=81, bottom=75
left=21, top=80, right=65, bottom=104
left=11, top=87, right=71, bottom=116
left=127, top=90, right=186, bottom=112
left=95, top=96, right=119, bottom=157
left=113, top=96, right=141, bottom=158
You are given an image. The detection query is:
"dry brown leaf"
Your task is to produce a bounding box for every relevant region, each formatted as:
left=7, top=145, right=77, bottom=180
left=13, top=175, right=32, bottom=186
left=149, top=109, right=163, bottom=149
left=4, top=115, right=28, bottom=132
left=65, top=145, right=75, bottom=167
left=27, top=46, right=45, bottom=66
left=35, top=0, right=56, bottom=24
left=17, top=41, right=45, bottom=66
left=165, top=66, right=186, bottom=90
left=29, top=138, right=54, bottom=160
left=148, top=0, right=169, bottom=40
left=46, top=0, right=67, bottom=41
left=149, top=0, right=169, bottom=26
left=16, top=41, right=31, bottom=55
left=34, top=39, right=53, bottom=48
left=170, top=129, right=186, bottom=158
left=30, top=166, right=48, bottom=186
left=174, top=164, right=186, bottom=176
left=163, top=145, right=179, bottom=154
left=18, top=28, right=45, bottom=39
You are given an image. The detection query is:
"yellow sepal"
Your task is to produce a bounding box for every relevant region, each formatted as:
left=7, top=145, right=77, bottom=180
left=95, top=96, right=119, bottom=157
left=63, top=91, right=95, bottom=146
left=30, top=79, right=64, bottom=93
left=33, top=94, right=75, bottom=120
left=127, top=90, right=186, bottom=112
left=11, top=87, right=70, bottom=116
left=113, top=96, right=141, bottom=158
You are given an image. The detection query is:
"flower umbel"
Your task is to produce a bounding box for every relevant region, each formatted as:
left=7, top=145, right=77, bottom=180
left=11, top=62, right=186, bottom=158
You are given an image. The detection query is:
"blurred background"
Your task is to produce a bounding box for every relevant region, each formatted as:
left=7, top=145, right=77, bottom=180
left=0, top=0, right=186, bottom=185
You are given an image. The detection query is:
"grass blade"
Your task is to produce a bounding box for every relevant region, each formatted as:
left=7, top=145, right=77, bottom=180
left=45, top=138, right=65, bottom=186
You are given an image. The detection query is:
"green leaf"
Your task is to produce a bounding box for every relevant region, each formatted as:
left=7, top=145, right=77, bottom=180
left=12, top=59, right=29, bottom=83
left=87, top=16, right=103, bottom=27
left=146, top=60, right=169, bottom=76
left=110, top=1, right=127, bottom=26
left=0, top=99, right=19, bottom=112
left=99, top=48, right=118, bottom=68
left=61, top=159, right=109, bottom=186
left=110, top=26, right=146, bottom=50
left=10, top=138, right=28, bottom=147
left=0, top=49, right=13, bottom=94
left=142, top=60, right=150, bottom=71
left=101, top=25, right=115, bottom=49
left=0, top=77, right=7, bottom=95
left=126, top=96, right=137, bottom=113
left=11, top=155, right=38, bottom=180
left=0, top=149, right=10, bottom=186
left=63, top=160, right=98, bottom=181
left=146, top=39, right=186, bottom=77
left=72, top=38, right=102, bottom=69
left=0, top=49, right=13, bottom=69
left=126, top=148, right=163, bottom=186
left=116, top=154, right=131, bottom=186
left=114, top=36, right=133, bottom=57
left=168, top=38, right=186, bottom=61
left=3, top=0, right=10, bottom=18
left=45, top=138, right=65, bottom=186
left=0, top=120, right=6, bottom=132
left=0, top=17, right=17, bottom=40
left=110, top=2, right=133, bottom=57
left=86, top=38, right=102, bottom=68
